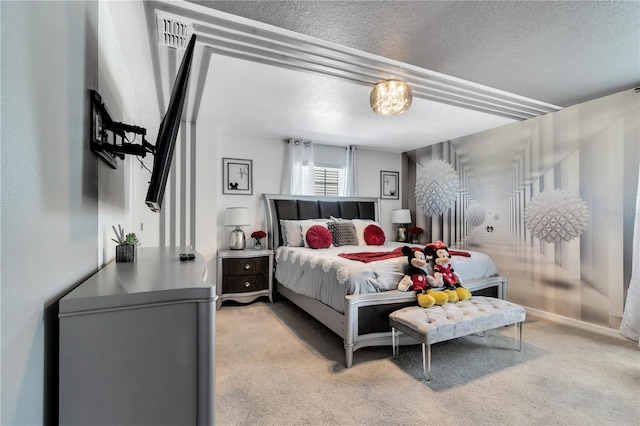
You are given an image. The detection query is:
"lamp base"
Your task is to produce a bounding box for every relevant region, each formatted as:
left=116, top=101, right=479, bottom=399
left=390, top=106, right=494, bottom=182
left=396, top=224, right=408, bottom=242
left=229, top=227, right=246, bottom=250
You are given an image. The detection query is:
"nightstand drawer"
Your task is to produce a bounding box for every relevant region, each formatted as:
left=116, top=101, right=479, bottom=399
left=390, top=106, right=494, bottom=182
left=222, top=257, right=268, bottom=276
left=216, top=249, right=274, bottom=310
left=223, top=274, right=269, bottom=293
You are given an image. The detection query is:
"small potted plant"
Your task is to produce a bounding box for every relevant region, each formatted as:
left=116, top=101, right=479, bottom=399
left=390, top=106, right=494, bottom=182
left=408, top=227, right=424, bottom=244
left=112, top=225, right=139, bottom=262
left=251, top=230, right=266, bottom=250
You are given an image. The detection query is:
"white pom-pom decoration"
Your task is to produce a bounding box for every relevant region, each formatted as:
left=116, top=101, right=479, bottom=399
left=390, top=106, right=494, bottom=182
left=415, top=160, right=460, bottom=216
left=524, top=189, right=589, bottom=243
left=466, top=203, right=486, bottom=227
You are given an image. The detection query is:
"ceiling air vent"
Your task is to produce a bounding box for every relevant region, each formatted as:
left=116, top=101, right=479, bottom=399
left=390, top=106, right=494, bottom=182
left=157, top=14, right=192, bottom=49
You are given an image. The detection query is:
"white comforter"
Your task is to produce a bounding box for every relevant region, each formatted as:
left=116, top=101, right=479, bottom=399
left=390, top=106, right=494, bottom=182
left=275, top=242, right=500, bottom=313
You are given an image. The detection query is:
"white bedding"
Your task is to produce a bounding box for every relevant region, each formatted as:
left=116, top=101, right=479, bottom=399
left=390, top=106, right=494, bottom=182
left=274, top=242, right=500, bottom=313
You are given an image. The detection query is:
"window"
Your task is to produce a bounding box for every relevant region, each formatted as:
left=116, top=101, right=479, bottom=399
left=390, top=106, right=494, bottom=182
left=313, top=144, right=350, bottom=196
left=314, top=167, right=345, bottom=196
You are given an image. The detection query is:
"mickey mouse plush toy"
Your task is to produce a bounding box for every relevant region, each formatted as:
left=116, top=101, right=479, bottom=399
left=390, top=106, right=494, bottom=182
left=424, top=240, right=472, bottom=301
left=398, top=246, right=432, bottom=293
left=397, top=246, right=449, bottom=307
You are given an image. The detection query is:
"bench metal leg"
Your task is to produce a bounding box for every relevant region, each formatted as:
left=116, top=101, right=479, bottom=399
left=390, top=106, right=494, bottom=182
left=516, top=321, right=523, bottom=351
left=392, top=327, right=397, bottom=358
left=422, top=343, right=431, bottom=381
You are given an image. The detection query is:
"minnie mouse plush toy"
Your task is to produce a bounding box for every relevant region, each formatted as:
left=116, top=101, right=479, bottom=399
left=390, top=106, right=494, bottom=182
left=424, top=240, right=472, bottom=301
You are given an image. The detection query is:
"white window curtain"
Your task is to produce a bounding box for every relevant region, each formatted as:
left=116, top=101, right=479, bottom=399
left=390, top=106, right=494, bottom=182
left=343, top=145, right=358, bottom=196
left=619, top=171, right=640, bottom=344
left=280, top=139, right=315, bottom=195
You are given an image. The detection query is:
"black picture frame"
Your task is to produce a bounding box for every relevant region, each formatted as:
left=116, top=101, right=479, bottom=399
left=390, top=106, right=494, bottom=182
left=380, top=170, right=399, bottom=199
left=223, top=158, right=253, bottom=195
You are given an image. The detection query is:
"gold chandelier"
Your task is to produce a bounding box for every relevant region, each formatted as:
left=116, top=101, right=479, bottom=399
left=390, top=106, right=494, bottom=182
left=370, top=80, right=412, bottom=116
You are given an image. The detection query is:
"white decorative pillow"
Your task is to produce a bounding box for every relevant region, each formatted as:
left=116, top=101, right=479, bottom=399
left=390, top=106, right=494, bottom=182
left=280, top=219, right=304, bottom=247
left=352, top=219, right=382, bottom=245
left=330, top=216, right=349, bottom=222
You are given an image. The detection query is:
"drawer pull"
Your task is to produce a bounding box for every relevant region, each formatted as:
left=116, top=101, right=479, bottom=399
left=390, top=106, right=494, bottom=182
left=244, top=263, right=252, bottom=270
left=244, top=282, right=251, bottom=288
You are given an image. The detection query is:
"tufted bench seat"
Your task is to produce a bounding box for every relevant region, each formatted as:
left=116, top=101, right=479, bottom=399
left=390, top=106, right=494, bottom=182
left=389, top=296, right=526, bottom=380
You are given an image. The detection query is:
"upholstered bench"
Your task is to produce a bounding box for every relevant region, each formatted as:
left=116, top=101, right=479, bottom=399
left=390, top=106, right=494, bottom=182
left=389, top=296, right=526, bottom=380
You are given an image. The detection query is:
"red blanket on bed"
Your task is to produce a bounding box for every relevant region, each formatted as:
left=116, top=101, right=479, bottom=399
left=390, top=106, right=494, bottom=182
left=338, top=247, right=471, bottom=263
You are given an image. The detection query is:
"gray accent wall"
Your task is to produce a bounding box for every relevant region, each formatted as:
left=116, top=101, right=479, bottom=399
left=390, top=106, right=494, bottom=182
left=407, top=89, right=639, bottom=330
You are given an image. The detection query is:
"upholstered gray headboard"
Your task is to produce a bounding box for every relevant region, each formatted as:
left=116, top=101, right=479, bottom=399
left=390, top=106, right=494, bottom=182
left=261, top=194, right=379, bottom=249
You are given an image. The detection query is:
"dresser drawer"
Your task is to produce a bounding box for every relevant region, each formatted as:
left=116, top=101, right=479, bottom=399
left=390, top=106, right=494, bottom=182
left=222, top=256, right=269, bottom=276
left=223, top=274, right=269, bottom=293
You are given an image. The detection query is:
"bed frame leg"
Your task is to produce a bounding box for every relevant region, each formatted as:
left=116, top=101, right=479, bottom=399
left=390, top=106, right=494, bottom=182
left=344, top=344, right=354, bottom=368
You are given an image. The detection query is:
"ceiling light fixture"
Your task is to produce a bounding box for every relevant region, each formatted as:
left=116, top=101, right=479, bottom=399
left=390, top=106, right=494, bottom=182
left=370, top=80, right=413, bottom=116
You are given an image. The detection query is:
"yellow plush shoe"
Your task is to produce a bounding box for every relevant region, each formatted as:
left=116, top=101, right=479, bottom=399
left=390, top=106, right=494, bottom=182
left=444, top=289, right=459, bottom=303
left=417, top=293, right=436, bottom=308
left=456, top=287, right=472, bottom=301
left=426, top=289, right=449, bottom=305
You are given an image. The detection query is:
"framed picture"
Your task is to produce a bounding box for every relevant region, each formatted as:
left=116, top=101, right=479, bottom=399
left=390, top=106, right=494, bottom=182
left=380, top=170, right=399, bottom=199
left=223, top=158, right=253, bottom=195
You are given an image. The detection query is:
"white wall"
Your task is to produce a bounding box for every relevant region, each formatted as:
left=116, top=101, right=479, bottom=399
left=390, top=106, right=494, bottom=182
left=212, top=131, right=402, bottom=255
left=1, top=1, right=137, bottom=423
left=131, top=128, right=403, bottom=283
left=130, top=129, right=403, bottom=283
left=96, top=0, right=140, bottom=265
left=193, top=122, right=222, bottom=281
left=356, top=148, right=403, bottom=237
left=141, top=127, right=403, bottom=283
left=214, top=131, right=285, bottom=253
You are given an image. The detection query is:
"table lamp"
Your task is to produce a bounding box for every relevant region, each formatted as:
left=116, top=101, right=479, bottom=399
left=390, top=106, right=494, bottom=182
left=225, top=207, right=250, bottom=250
left=391, top=209, right=412, bottom=242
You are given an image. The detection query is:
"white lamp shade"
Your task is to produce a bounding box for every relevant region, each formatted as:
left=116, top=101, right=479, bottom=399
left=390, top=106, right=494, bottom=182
left=224, top=207, right=250, bottom=226
left=391, top=209, right=412, bottom=224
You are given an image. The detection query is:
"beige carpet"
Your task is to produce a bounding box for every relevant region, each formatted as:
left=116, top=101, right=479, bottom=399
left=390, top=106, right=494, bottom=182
left=215, top=299, right=640, bottom=426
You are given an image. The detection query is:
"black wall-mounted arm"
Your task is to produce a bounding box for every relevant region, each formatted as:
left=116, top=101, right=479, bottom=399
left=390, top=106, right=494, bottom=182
left=89, top=90, right=155, bottom=168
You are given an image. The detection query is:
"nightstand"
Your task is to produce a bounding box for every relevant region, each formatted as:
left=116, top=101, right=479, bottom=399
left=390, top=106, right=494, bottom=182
left=216, top=249, right=273, bottom=310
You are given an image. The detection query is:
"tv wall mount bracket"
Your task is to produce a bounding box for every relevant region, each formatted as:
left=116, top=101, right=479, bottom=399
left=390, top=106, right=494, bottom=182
left=89, top=90, right=155, bottom=169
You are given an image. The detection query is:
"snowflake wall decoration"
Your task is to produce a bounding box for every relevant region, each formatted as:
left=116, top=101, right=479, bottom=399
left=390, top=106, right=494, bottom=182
left=524, top=189, right=589, bottom=244
left=466, top=203, right=486, bottom=227
left=415, top=159, right=460, bottom=216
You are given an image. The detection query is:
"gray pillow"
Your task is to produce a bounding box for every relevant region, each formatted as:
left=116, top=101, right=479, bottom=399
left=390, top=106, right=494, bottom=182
left=327, top=221, right=359, bottom=246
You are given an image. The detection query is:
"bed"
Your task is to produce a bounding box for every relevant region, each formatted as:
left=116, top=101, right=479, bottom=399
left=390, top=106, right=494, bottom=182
left=262, top=194, right=508, bottom=368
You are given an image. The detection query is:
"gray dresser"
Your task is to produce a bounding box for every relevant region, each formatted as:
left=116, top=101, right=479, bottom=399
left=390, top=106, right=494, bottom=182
left=59, top=247, right=216, bottom=425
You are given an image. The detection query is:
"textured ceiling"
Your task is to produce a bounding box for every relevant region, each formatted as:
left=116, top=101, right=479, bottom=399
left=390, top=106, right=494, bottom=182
left=106, top=1, right=638, bottom=154
left=191, top=0, right=640, bottom=107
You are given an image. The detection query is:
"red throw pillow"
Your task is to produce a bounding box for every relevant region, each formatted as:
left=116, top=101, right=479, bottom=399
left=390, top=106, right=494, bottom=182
left=305, top=225, right=333, bottom=249
left=363, top=224, right=385, bottom=245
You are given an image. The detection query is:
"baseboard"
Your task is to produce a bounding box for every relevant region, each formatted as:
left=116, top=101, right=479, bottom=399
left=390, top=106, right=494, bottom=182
left=523, top=306, right=630, bottom=342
